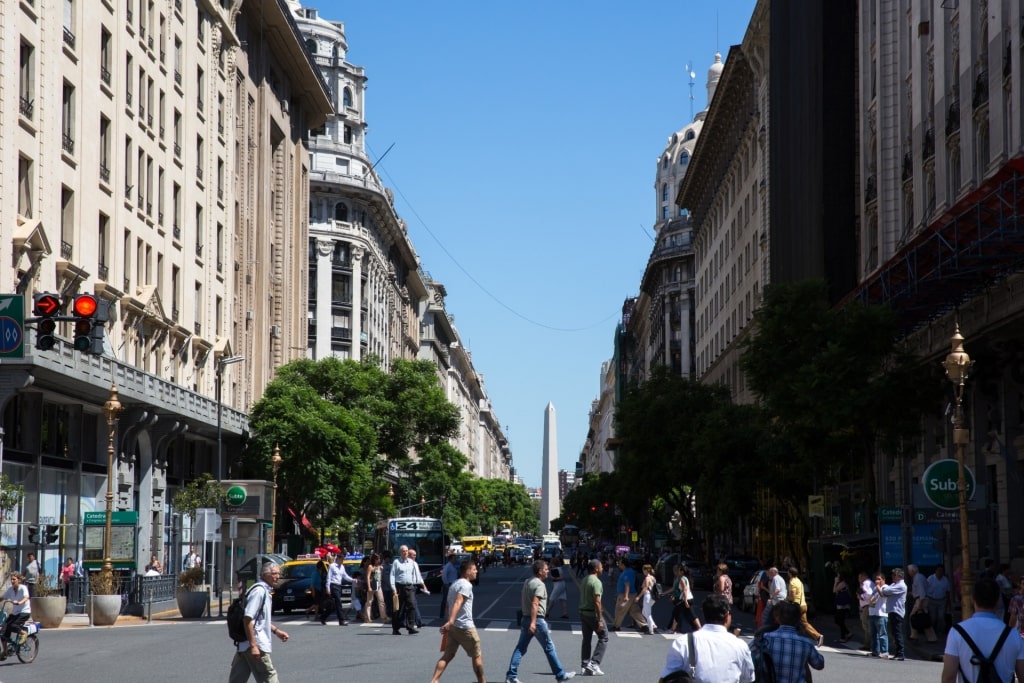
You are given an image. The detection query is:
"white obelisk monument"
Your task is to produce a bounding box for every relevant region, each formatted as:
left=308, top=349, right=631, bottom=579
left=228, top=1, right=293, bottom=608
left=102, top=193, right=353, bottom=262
left=541, top=402, right=559, bottom=535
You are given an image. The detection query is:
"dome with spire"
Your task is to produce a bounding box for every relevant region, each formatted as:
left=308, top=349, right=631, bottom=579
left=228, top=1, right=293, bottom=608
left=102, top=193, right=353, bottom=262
left=706, top=52, right=724, bottom=109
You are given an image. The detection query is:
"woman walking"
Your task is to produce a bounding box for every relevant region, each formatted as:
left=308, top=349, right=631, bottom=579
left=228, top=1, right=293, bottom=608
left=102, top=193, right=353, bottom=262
left=639, top=564, right=658, bottom=634
left=668, top=564, right=701, bottom=634
left=833, top=573, right=853, bottom=642
left=363, top=553, right=387, bottom=623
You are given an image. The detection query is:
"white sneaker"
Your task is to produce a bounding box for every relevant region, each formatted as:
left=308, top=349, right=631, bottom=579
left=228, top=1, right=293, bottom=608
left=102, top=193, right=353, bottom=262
left=587, top=663, right=605, bottom=676
left=506, top=678, right=521, bottom=683
left=558, top=673, right=577, bottom=681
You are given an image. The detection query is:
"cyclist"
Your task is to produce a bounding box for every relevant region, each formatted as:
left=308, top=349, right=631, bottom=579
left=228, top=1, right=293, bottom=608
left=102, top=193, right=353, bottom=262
left=1, top=573, right=31, bottom=646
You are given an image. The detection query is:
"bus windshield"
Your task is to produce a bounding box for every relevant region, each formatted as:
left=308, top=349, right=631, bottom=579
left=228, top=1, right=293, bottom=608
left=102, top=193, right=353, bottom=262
left=377, top=517, right=445, bottom=569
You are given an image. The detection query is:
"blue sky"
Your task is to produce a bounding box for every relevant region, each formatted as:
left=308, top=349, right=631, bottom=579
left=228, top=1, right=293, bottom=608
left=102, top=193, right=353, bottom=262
left=312, top=1, right=756, bottom=489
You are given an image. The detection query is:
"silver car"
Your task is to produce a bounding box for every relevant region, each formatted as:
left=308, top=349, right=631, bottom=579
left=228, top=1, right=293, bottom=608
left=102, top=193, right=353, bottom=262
left=742, top=569, right=767, bottom=612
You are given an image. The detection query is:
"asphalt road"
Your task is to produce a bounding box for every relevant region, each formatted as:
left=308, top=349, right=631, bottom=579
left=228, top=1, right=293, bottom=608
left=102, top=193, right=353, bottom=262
left=6, top=563, right=944, bottom=682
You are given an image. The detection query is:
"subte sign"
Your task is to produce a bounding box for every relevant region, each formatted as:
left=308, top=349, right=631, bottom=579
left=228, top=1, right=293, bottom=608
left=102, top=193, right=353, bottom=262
left=0, top=295, right=25, bottom=359
left=922, top=458, right=975, bottom=510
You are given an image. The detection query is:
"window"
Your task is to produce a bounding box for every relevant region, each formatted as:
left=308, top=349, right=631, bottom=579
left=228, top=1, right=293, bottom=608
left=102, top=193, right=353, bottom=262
left=61, top=187, right=74, bottom=249
left=195, top=203, right=204, bottom=254
left=197, top=67, right=205, bottom=110
left=216, top=223, right=223, bottom=267
left=173, top=110, right=182, bottom=156
left=63, top=0, right=76, bottom=48
left=343, top=87, right=352, bottom=108
left=100, top=29, right=112, bottom=85
left=172, top=182, right=181, bottom=232
left=99, top=116, right=110, bottom=180
left=305, top=39, right=317, bottom=55
left=679, top=151, right=689, bottom=166
left=18, top=156, right=33, bottom=218
left=19, top=41, right=35, bottom=119
left=662, top=206, right=669, bottom=220
left=98, top=213, right=109, bottom=273
left=159, top=90, right=165, bottom=136
left=62, top=81, right=75, bottom=154
left=334, top=202, right=348, bottom=221
left=171, top=266, right=180, bottom=315
left=662, top=156, right=668, bottom=168
left=343, top=125, right=353, bottom=144
left=124, top=136, right=133, bottom=197
left=157, top=167, right=165, bottom=222
left=685, top=130, right=695, bottom=141
left=661, top=183, right=668, bottom=202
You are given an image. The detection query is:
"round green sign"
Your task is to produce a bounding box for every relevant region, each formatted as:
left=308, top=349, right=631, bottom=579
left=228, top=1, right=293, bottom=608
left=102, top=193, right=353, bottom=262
left=226, top=485, right=247, bottom=506
left=922, top=459, right=974, bottom=510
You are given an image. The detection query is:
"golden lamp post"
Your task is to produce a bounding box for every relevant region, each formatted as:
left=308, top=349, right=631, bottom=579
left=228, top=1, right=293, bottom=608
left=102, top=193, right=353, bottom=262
left=942, top=323, right=975, bottom=618
left=101, top=385, right=123, bottom=576
left=269, top=444, right=282, bottom=553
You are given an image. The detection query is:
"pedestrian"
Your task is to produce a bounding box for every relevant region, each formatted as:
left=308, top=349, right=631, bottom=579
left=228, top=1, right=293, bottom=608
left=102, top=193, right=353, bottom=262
left=669, top=564, right=702, bottom=634
left=857, top=570, right=873, bottom=649
left=431, top=559, right=485, bottom=683
left=880, top=568, right=907, bottom=660
left=440, top=553, right=459, bottom=619
left=907, top=563, right=936, bottom=641
left=832, top=573, right=852, bottom=642
left=787, top=566, right=824, bottom=646
left=407, top=548, right=430, bottom=628
left=578, top=559, right=608, bottom=677
left=639, top=563, right=659, bottom=634
left=1007, top=576, right=1024, bottom=638
left=504, top=559, right=576, bottom=683
left=381, top=551, right=395, bottom=619
left=363, top=552, right=386, bottom=623
left=762, top=566, right=788, bottom=628
left=229, top=562, right=288, bottom=683
left=182, top=545, right=201, bottom=571
left=311, top=552, right=330, bottom=620
left=941, top=577, right=1024, bottom=683
left=391, top=545, right=425, bottom=635
left=714, top=562, right=733, bottom=606
left=749, top=600, right=825, bottom=683
left=659, top=593, right=755, bottom=683
left=867, top=572, right=889, bottom=659
left=996, top=563, right=1015, bottom=621
left=0, top=574, right=31, bottom=648
left=61, top=557, right=76, bottom=597
left=22, top=553, right=39, bottom=598
left=323, top=552, right=354, bottom=626
left=610, top=557, right=645, bottom=631
left=549, top=555, right=569, bottom=619
left=755, top=568, right=770, bottom=630
left=926, top=564, right=952, bottom=638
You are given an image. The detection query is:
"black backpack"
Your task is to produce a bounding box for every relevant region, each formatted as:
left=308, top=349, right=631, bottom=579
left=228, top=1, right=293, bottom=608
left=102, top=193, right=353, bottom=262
left=228, top=584, right=268, bottom=644
left=952, top=623, right=1013, bottom=683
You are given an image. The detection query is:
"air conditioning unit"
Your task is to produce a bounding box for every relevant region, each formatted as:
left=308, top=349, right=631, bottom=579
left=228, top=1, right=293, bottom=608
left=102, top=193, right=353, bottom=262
left=271, top=325, right=281, bottom=338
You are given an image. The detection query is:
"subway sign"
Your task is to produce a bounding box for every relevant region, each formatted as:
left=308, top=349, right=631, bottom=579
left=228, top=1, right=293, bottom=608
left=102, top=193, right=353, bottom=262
left=921, top=459, right=975, bottom=510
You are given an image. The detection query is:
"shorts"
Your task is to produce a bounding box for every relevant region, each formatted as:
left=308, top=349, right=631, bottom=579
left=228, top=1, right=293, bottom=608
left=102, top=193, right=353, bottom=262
left=444, top=626, right=482, bottom=659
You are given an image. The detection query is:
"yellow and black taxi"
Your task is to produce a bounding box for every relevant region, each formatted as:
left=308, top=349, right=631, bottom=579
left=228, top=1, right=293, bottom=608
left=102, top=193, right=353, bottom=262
left=270, top=553, right=359, bottom=613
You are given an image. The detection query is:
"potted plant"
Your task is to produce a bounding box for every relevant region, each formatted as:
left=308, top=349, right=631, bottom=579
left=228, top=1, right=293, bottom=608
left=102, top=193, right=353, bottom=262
left=87, top=568, right=123, bottom=626
left=171, top=474, right=223, bottom=618
left=30, top=573, right=66, bottom=628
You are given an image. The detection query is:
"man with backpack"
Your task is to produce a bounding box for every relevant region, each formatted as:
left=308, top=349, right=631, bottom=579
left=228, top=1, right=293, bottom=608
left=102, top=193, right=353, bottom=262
left=229, top=562, right=289, bottom=683
left=941, top=577, right=1024, bottom=683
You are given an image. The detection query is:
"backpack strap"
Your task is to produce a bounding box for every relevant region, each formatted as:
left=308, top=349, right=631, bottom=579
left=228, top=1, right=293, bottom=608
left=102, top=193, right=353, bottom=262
left=687, top=631, right=697, bottom=676
left=953, top=623, right=1013, bottom=681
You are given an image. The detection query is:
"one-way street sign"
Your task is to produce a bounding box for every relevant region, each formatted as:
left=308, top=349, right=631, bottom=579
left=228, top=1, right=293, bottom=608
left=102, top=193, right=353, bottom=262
left=0, top=294, right=25, bottom=359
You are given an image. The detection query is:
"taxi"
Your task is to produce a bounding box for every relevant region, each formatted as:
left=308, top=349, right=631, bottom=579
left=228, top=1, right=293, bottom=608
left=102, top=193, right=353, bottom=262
left=272, top=555, right=322, bottom=614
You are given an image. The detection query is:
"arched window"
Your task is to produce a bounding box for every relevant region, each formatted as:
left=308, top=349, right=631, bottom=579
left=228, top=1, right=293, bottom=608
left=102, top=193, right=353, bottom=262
left=343, top=88, right=353, bottom=108
left=679, top=151, right=689, bottom=166
left=305, top=39, right=317, bottom=55
left=685, top=130, right=695, bottom=141
left=662, top=156, right=669, bottom=169
left=334, top=202, right=348, bottom=222
left=662, top=183, right=669, bottom=202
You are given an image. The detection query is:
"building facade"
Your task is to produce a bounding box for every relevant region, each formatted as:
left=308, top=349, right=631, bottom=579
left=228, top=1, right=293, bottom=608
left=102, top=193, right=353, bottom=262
left=0, top=0, right=331, bottom=577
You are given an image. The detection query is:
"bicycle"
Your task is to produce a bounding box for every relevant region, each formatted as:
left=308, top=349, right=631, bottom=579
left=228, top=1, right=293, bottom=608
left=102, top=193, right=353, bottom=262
left=0, top=601, right=39, bottom=664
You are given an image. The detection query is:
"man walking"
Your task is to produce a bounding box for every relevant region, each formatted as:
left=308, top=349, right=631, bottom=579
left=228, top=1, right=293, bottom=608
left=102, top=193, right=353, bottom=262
left=579, top=559, right=608, bottom=676
left=229, top=562, right=289, bottom=683
left=749, top=601, right=824, bottom=683
left=881, top=568, right=907, bottom=660
left=391, top=545, right=425, bottom=635
left=907, top=564, right=936, bottom=641
left=659, top=594, right=755, bottom=682
left=857, top=570, right=873, bottom=649
left=941, top=577, right=1024, bottom=683
left=440, top=552, right=459, bottom=619
left=505, top=559, right=576, bottom=683
left=611, top=557, right=645, bottom=631
left=762, top=567, right=787, bottom=627
left=927, top=565, right=952, bottom=638
left=787, top=566, right=823, bottom=646
left=323, top=552, right=354, bottom=626
left=431, top=559, right=485, bottom=683
left=22, top=553, right=39, bottom=598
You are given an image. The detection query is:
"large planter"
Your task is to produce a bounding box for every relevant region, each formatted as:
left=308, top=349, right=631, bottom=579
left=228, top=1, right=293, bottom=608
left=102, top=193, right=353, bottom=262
left=88, top=594, right=122, bottom=626
left=176, top=590, right=209, bottom=619
left=31, top=595, right=66, bottom=628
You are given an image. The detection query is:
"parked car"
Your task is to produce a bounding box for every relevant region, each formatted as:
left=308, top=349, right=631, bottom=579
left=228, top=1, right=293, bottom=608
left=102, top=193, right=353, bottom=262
left=235, top=553, right=291, bottom=591
left=272, top=558, right=320, bottom=614
left=655, top=553, right=713, bottom=592
left=742, top=569, right=768, bottom=612
left=723, top=556, right=761, bottom=597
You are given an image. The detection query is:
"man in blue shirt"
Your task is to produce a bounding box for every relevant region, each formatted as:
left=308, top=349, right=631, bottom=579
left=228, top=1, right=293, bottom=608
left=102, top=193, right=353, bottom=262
left=440, top=553, right=460, bottom=619
left=611, top=558, right=646, bottom=631
left=749, top=600, right=824, bottom=683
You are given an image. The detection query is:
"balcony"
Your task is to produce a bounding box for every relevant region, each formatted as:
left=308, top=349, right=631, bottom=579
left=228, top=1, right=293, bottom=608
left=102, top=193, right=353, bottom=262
left=126, top=9, right=132, bottom=23
left=171, top=307, right=179, bottom=322
left=174, top=0, right=181, bottom=11
left=147, top=114, right=153, bottom=128
left=126, top=90, right=133, bottom=107
left=217, top=188, right=223, bottom=201
left=62, top=133, right=75, bottom=155
left=174, top=143, right=181, bottom=158
left=19, top=96, right=34, bottom=119
left=197, top=97, right=204, bottom=112
left=158, top=212, right=163, bottom=224
left=973, top=69, right=989, bottom=108
left=139, top=103, right=145, bottom=119
left=946, top=100, right=960, bottom=135
left=174, top=70, right=181, bottom=86
left=61, top=240, right=73, bottom=259
left=138, top=191, right=144, bottom=206
left=330, top=327, right=352, bottom=341
left=865, top=174, right=877, bottom=203
left=148, top=36, right=153, bottom=50
left=101, top=66, right=111, bottom=86
left=217, top=261, right=223, bottom=272
left=98, top=263, right=109, bottom=281
left=196, top=166, right=204, bottom=181
left=194, top=321, right=201, bottom=335
left=63, top=27, right=76, bottom=49
left=100, top=164, right=110, bottom=183
left=125, top=183, right=133, bottom=199
left=173, top=225, right=180, bottom=239
left=195, top=243, right=203, bottom=257
left=124, top=277, right=131, bottom=292
left=146, top=202, right=152, bottom=214
left=159, top=126, right=165, bottom=139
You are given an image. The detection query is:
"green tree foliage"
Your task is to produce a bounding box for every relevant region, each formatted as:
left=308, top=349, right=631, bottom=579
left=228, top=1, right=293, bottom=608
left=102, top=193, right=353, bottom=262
left=171, top=473, right=224, bottom=524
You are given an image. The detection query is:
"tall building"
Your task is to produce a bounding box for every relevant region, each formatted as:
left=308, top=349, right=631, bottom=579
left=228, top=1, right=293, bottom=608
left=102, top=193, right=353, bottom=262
left=557, top=469, right=575, bottom=502
left=0, top=0, right=331, bottom=573
left=290, top=4, right=425, bottom=365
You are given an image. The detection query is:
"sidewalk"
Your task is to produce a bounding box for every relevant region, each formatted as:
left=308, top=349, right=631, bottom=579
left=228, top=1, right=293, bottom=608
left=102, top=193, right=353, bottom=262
left=806, top=609, right=946, bottom=662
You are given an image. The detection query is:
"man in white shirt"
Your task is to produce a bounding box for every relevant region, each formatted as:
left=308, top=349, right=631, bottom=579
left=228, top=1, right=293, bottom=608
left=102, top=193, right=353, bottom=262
left=907, top=564, right=936, bottom=641
left=659, top=593, right=754, bottom=683
left=941, top=577, right=1024, bottom=683
left=927, top=565, right=952, bottom=637
left=431, top=559, right=485, bottom=683
left=857, top=571, right=873, bottom=649
left=182, top=546, right=201, bottom=571
left=22, top=554, right=39, bottom=598
left=323, top=553, right=355, bottom=626
left=391, top=545, right=426, bottom=635
left=761, top=566, right=788, bottom=627
left=229, top=562, right=289, bottom=683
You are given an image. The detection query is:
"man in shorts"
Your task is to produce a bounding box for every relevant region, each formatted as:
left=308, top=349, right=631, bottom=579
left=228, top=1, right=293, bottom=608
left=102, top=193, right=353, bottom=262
left=431, top=559, right=485, bottom=683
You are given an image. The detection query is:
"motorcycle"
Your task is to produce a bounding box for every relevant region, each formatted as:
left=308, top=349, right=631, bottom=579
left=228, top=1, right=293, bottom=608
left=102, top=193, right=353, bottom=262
left=0, top=603, right=39, bottom=664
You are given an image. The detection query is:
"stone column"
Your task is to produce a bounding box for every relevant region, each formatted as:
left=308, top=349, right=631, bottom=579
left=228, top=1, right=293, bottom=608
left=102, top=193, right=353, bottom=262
left=316, top=240, right=334, bottom=359
left=351, top=245, right=364, bottom=361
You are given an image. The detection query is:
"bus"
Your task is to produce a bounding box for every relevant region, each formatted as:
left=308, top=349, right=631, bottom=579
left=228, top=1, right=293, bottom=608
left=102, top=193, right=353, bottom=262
left=498, top=520, right=514, bottom=536
left=374, top=516, right=445, bottom=587
left=560, top=524, right=580, bottom=548
left=461, top=536, right=489, bottom=554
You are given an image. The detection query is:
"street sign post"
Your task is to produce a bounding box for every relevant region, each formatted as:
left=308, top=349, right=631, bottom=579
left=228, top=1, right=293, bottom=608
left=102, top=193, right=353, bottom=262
left=0, top=295, right=25, bottom=359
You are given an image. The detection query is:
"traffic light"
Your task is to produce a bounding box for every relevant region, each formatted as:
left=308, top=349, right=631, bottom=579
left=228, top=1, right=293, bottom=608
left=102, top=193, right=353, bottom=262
left=33, top=292, right=61, bottom=350
left=440, top=496, right=447, bottom=508
left=932, top=527, right=948, bottom=554
left=27, top=525, right=41, bottom=545
left=72, top=294, right=99, bottom=352
left=45, top=524, right=59, bottom=544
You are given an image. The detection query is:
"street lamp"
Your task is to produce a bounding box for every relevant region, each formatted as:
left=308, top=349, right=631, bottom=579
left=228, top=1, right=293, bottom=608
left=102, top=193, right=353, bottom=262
left=102, top=385, right=123, bottom=576
left=942, top=323, right=975, bottom=618
left=269, top=444, right=282, bottom=553
left=215, top=354, right=244, bottom=616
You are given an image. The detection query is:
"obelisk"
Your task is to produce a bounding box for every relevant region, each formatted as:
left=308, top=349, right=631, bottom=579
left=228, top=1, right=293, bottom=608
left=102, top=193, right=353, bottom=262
left=540, top=402, right=559, bottom=535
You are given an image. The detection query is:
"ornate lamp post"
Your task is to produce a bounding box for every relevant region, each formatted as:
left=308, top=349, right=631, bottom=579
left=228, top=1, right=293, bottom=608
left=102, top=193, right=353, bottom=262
left=102, top=385, right=123, bottom=576
left=942, top=323, right=975, bottom=618
left=269, top=444, right=282, bottom=553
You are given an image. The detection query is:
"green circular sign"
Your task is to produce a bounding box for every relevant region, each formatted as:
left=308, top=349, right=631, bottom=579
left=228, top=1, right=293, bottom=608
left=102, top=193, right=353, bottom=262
left=226, top=486, right=247, bottom=506
left=922, top=459, right=974, bottom=510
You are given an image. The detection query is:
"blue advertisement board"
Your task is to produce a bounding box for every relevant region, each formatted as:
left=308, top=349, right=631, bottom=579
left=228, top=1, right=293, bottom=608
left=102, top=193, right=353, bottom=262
left=880, top=524, right=903, bottom=568
left=911, top=523, right=943, bottom=568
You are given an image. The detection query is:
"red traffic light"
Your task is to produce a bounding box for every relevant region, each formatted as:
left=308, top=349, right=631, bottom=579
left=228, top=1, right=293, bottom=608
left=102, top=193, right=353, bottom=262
left=33, top=293, right=61, bottom=317
left=73, top=294, right=99, bottom=317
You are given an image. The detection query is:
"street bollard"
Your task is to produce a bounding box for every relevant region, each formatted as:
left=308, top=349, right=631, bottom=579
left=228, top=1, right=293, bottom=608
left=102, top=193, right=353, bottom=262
left=88, top=594, right=94, bottom=628
left=147, top=588, right=153, bottom=624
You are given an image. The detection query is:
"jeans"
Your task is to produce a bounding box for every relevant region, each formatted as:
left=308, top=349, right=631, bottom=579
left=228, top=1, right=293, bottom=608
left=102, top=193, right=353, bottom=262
left=579, top=613, right=608, bottom=666
left=869, top=614, right=888, bottom=655
left=327, top=584, right=348, bottom=624
left=506, top=617, right=570, bottom=680
left=887, top=613, right=904, bottom=657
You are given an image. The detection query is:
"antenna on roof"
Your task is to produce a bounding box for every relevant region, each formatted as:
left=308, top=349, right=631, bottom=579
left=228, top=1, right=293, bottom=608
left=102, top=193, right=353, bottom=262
left=687, top=61, right=696, bottom=120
